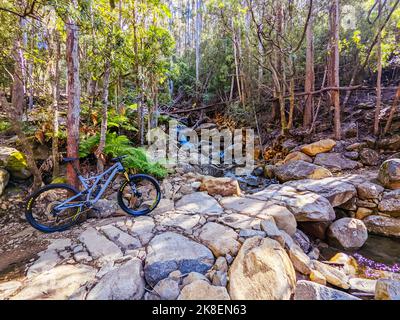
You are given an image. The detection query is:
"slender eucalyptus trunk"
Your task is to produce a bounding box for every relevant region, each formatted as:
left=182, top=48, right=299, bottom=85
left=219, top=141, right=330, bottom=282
left=9, top=34, right=42, bottom=190
left=66, top=0, right=81, bottom=189
left=329, top=0, right=341, bottom=140
left=51, top=31, right=61, bottom=177
left=96, top=59, right=111, bottom=172
left=374, top=0, right=383, bottom=136
left=384, top=85, right=400, bottom=135
left=304, top=11, right=315, bottom=129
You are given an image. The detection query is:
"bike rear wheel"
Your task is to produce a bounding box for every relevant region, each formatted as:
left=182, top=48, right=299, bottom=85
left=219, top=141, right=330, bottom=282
left=117, top=174, right=161, bottom=216
left=25, top=184, right=83, bottom=233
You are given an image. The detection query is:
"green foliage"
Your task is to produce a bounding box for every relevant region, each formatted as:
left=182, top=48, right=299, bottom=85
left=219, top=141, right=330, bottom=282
left=0, top=120, right=11, bottom=132
left=79, top=132, right=167, bottom=178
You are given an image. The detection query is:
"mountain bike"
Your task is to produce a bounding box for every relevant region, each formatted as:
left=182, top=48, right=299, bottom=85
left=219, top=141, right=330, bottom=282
left=25, top=156, right=161, bottom=233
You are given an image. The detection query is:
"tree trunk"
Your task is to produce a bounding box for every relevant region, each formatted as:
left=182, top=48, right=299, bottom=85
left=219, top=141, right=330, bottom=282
left=329, top=0, right=341, bottom=140
left=8, top=35, right=42, bottom=190
left=66, top=0, right=81, bottom=189
left=304, top=10, right=314, bottom=128
left=287, top=55, right=295, bottom=129
left=51, top=31, right=61, bottom=177
left=384, top=85, right=400, bottom=135
left=195, top=0, right=201, bottom=91
left=95, top=59, right=111, bottom=172
left=374, top=0, right=383, bottom=136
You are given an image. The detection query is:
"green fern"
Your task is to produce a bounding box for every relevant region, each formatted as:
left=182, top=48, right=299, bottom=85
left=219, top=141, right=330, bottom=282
left=79, top=132, right=168, bottom=178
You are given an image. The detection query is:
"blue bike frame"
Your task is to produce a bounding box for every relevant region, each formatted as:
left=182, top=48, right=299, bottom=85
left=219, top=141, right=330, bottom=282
left=54, top=161, right=128, bottom=212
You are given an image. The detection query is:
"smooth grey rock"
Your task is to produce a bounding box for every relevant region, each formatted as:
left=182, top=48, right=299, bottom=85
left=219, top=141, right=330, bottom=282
left=357, top=181, right=384, bottom=200
left=294, top=280, right=360, bottom=300
left=87, top=258, right=145, bottom=300
left=100, top=224, right=141, bottom=250
left=79, top=227, right=123, bottom=263
left=178, top=280, right=230, bottom=300
left=12, top=265, right=96, bottom=300
left=314, top=153, right=361, bottom=172
left=175, top=192, right=223, bottom=215
left=284, top=177, right=357, bottom=207
left=153, top=278, right=180, bottom=300
left=144, top=232, right=214, bottom=286
left=220, top=196, right=297, bottom=235
left=127, top=216, right=155, bottom=245
left=327, top=218, right=368, bottom=250
left=27, top=249, right=60, bottom=278
left=197, top=222, right=240, bottom=257
left=274, top=160, right=332, bottom=182
left=251, top=185, right=335, bottom=222
left=364, top=215, right=400, bottom=237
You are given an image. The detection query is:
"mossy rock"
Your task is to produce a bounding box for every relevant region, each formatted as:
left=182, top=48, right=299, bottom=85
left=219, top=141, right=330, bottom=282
left=0, top=146, right=32, bottom=179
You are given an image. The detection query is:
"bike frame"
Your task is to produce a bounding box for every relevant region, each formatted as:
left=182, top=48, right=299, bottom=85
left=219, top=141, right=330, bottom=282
left=54, top=161, right=129, bottom=212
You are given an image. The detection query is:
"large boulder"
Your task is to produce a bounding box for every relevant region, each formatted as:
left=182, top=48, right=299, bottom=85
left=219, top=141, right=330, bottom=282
left=178, top=280, right=230, bottom=300
left=144, top=232, right=214, bottom=286
left=376, top=135, right=400, bottom=151
left=175, top=192, right=223, bottom=215
left=199, top=176, right=241, bottom=197
left=294, top=280, right=360, bottom=300
left=378, top=159, right=400, bottom=189
left=0, top=146, right=31, bottom=179
left=0, top=168, right=10, bottom=196
left=364, top=215, right=400, bottom=238
left=197, top=222, right=240, bottom=257
left=251, top=185, right=336, bottom=222
left=228, top=237, right=296, bottom=300
left=356, top=181, right=384, bottom=200
left=378, top=190, right=400, bottom=217
left=284, top=177, right=357, bottom=207
left=219, top=196, right=297, bottom=235
left=274, top=161, right=332, bottom=182
left=87, top=259, right=145, bottom=300
left=313, top=153, right=361, bottom=172
left=283, top=152, right=313, bottom=164
left=327, top=218, right=368, bottom=250
left=301, top=139, right=336, bottom=156
left=359, top=148, right=380, bottom=166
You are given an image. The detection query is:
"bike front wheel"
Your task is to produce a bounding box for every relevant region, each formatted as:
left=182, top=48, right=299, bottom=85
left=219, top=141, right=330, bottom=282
left=25, top=184, right=83, bottom=233
left=117, top=174, right=161, bottom=216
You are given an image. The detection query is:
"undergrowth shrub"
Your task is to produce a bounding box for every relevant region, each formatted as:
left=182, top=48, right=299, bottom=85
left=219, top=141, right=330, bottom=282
left=79, top=132, right=168, bottom=178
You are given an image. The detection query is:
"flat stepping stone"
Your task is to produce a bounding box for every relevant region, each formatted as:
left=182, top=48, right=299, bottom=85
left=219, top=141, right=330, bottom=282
left=197, top=222, right=240, bottom=257
left=11, top=265, right=96, bottom=300
left=175, top=192, right=223, bottom=215
left=79, top=227, right=123, bottom=263
left=157, top=213, right=202, bottom=231
left=100, top=224, right=141, bottom=250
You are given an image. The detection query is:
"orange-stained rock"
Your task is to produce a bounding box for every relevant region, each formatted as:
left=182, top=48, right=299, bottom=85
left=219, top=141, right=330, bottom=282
left=200, top=176, right=241, bottom=197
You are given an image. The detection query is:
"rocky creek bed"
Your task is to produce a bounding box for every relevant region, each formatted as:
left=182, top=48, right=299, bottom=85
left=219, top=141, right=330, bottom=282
left=1, top=138, right=400, bottom=300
